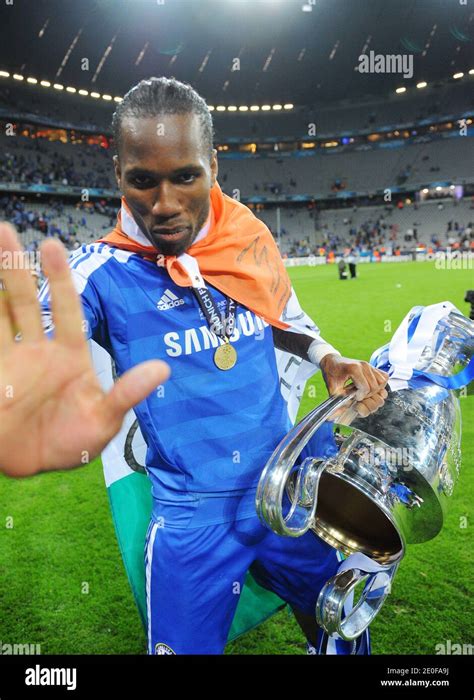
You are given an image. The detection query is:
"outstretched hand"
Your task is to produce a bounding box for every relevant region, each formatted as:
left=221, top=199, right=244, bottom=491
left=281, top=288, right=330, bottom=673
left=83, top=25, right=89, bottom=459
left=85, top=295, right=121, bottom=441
left=0, top=223, right=170, bottom=478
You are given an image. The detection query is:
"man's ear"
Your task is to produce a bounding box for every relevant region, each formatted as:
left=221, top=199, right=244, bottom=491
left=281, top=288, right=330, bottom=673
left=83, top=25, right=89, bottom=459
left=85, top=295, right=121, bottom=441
left=113, top=155, right=121, bottom=189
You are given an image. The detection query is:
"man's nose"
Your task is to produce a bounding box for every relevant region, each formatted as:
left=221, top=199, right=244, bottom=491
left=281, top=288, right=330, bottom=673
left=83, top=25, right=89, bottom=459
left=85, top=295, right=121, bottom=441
left=151, top=182, right=182, bottom=219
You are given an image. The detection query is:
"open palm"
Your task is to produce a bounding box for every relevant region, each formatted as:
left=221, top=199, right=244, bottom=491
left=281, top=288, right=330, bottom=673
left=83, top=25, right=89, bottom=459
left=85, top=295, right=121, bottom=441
left=0, top=223, right=169, bottom=477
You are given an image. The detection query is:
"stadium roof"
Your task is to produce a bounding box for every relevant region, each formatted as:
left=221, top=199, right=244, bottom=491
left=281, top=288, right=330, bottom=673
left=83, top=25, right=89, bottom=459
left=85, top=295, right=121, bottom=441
left=0, top=0, right=473, bottom=108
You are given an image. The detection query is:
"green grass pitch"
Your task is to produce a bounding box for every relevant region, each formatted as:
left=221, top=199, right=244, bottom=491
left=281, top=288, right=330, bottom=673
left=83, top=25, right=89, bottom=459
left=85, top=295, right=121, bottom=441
left=0, top=260, right=472, bottom=654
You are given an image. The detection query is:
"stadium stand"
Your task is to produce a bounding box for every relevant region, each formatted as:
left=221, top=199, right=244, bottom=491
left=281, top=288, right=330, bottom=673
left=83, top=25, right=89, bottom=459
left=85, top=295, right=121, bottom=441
left=0, top=195, right=116, bottom=249
left=1, top=70, right=473, bottom=260
left=260, top=197, right=474, bottom=254
left=2, top=193, right=472, bottom=257
left=0, top=132, right=115, bottom=188
left=1, top=128, right=473, bottom=198
left=218, top=136, right=474, bottom=199
left=1, top=79, right=472, bottom=139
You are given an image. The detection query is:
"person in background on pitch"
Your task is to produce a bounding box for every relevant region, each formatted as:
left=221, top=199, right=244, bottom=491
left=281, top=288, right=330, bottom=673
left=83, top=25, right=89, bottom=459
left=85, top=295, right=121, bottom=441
left=347, top=248, right=358, bottom=279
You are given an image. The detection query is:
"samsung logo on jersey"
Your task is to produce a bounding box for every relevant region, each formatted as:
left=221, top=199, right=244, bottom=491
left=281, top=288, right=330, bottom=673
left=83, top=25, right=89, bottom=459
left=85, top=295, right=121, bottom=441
left=164, top=310, right=268, bottom=357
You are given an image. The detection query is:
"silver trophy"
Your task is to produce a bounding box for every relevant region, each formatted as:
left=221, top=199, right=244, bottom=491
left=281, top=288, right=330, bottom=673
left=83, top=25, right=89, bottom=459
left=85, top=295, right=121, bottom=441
left=256, top=304, right=474, bottom=642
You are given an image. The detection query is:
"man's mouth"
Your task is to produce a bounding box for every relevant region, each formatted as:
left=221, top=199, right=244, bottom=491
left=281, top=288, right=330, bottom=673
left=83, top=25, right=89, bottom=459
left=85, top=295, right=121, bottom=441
left=151, top=227, right=190, bottom=242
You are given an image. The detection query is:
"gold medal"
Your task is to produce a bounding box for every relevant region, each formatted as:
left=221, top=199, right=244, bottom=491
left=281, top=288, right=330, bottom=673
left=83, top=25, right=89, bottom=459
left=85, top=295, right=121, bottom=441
left=214, top=341, right=238, bottom=371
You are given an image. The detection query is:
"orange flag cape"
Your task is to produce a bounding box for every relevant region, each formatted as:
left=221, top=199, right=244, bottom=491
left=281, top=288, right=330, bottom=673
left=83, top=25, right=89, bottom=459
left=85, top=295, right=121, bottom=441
left=97, top=181, right=291, bottom=329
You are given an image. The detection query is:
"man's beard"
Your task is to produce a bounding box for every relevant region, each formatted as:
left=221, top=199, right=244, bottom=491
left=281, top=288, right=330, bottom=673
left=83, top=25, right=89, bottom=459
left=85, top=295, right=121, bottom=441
left=149, top=227, right=198, bottom=257
left=130, top=203, right=210, bottom=257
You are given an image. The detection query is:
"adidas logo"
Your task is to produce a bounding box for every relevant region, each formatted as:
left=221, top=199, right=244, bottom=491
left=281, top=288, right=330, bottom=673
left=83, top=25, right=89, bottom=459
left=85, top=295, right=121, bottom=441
left=157, top=289, right=185, bottom=311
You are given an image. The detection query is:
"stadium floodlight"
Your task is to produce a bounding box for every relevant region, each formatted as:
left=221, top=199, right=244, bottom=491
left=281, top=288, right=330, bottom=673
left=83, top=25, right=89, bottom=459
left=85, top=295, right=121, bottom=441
left=113, top=96, right=122, bottom=102
left=261, top=105, right=271, bottom=110
left=228, top=105, right=237, bottom=111
left=102, top=94, right=112, bottom=101
left=250, top=105, right=260, bottom=111
left=416, top=81, right=427, bottom=89
left=453, top=72, right=463, bottom=79
left=53, top=83, right=64, bottom=90
left=13, top=74, right=24, bottom=81
left=216, top=105, right=226, bottom=111
left=40, top=80, right=51, bottom=87
left=90, top=92, right=101, bottom=98
left=208, top=105, right=215, bottom=111
left=272, top=104, right=282, bottom=110
left=469, top=69, right=474, bottom=75
left=78, top=89, right=89, bottom=96
left=283, top=103, right=294, bottom=109
left=238, top=106, right=249, bottom=111
left=0, top=70, right=10, bottom=78
left=27, top=77, right=38, bottom=84
left=395, top=87, right=406, bottom=94
left=66, top=86, right=76, bottom=93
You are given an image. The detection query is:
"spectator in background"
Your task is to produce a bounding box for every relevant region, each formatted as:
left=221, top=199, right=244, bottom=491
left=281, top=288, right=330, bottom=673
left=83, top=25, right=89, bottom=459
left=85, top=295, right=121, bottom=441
left=347, top=248, right=358, bottom=279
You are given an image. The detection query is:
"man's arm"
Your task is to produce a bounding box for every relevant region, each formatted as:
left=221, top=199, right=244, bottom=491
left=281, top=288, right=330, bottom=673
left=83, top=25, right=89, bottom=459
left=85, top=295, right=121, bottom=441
left=272, top=327, right=341, bottom=367
left=272, top=296, right=388, bottom=418
left=272, top=326, right=387, bottom=417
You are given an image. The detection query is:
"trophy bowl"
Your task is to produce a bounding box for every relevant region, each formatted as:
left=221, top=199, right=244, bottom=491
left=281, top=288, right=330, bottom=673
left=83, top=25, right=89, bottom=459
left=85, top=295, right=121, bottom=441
left=285, top=381, right=461, bottom=565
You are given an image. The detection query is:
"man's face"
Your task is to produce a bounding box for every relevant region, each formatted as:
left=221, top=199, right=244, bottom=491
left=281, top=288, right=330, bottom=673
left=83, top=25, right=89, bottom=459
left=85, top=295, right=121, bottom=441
left=114, top=113, right=218, bottom=257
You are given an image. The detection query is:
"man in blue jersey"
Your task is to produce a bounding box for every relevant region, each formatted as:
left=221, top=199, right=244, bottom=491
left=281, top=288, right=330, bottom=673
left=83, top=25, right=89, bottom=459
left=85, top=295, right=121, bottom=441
left=0, top=77, right=388, bottom=654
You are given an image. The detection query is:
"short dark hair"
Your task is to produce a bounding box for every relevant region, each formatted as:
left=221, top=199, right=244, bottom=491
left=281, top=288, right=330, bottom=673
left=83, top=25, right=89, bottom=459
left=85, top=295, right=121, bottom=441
left=111, top=76, right=214, bottom=159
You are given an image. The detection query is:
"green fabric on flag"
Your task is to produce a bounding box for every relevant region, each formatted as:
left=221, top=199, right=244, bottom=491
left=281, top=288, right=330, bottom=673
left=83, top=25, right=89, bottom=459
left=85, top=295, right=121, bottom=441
left=106, top=468, right=286, bottom=643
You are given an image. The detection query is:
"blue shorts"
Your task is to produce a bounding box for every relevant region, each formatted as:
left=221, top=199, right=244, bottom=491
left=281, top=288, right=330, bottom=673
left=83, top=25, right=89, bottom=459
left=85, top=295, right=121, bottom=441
left=144, top=489, right=341, bottom=655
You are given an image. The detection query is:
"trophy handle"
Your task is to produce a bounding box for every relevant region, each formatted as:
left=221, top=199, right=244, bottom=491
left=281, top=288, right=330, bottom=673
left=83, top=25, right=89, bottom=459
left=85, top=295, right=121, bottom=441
left=316, top=562, right=399, bottom=641
left=256, top=391, right=357, bottom=537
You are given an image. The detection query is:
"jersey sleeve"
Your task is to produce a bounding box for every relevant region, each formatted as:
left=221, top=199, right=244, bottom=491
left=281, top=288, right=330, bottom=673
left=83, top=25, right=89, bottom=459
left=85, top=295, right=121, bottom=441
left=38, top=258, right=105, bottom=343
left=273, top=286, right=341, bottom=369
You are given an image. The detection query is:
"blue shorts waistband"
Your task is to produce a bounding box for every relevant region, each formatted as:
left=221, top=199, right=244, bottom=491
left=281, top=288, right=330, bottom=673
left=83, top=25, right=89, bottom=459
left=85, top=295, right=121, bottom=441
left=151, top=488, right=260, bottom=528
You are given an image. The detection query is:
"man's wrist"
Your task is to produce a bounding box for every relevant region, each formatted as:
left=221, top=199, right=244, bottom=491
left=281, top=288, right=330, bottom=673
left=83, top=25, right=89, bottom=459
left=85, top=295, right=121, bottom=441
left=319, top=352, right=342, bottom=373
left=307, top=341, right=342, bottom=369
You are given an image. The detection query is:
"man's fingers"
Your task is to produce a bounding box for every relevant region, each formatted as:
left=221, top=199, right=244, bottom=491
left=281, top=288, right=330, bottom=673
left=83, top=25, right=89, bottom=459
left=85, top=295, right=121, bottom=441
left=0, top=223, right=44, bottom=342
left=40, top=238, right=87, bottom=347
left=104, top=360, right=170, bottom=422
left=0, top=286, right=14, bottom=351
left=353, top=363, right=389, bottom=401
left=350, top=364, right=388, bottom=415
left=373, top=367, right=390, bottom=387
left=349, top=363, right=372, bottom=401
left=356, top=393, right=385, bottom=417
left=366, top=370, right=389, bottom=398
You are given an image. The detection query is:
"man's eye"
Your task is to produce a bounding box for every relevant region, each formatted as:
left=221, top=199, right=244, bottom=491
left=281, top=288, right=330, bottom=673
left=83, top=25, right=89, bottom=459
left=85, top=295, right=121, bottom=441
left=179, top=173, right=197, bottom=184
left=131, top=176, right=152, bottom=188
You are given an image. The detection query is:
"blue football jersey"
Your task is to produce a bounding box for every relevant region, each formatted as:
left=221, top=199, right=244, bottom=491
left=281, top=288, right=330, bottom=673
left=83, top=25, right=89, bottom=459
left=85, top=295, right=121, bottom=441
left=39, top=243, right=297, bottom=499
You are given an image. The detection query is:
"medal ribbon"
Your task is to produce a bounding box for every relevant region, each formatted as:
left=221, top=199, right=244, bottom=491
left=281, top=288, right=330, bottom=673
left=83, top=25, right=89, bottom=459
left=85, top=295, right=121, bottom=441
left=191, top=286, right=237, bottom=344
left=369, top=302, right=474, bottom=392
